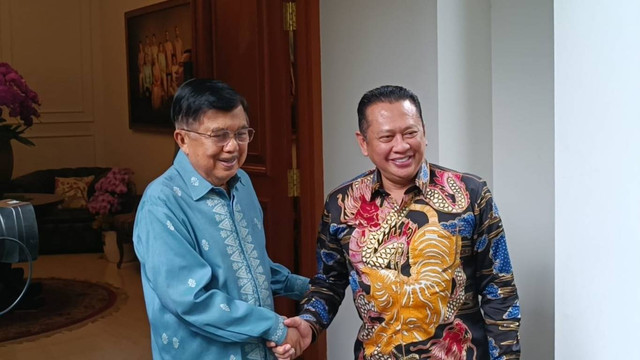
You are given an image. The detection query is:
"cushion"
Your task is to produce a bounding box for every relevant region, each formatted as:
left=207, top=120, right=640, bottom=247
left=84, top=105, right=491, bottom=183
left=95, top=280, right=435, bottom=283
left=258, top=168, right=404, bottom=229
left=54, top=176, right=95, bottom=209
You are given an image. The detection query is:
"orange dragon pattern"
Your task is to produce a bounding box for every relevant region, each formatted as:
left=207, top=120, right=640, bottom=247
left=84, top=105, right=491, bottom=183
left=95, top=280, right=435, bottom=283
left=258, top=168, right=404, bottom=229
left=300, top=162, right=521, bottom=360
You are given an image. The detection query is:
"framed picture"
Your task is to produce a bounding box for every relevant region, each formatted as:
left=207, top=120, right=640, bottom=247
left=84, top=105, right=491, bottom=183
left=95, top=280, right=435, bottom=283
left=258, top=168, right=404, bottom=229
left=125, top=0, right=193, bottom=131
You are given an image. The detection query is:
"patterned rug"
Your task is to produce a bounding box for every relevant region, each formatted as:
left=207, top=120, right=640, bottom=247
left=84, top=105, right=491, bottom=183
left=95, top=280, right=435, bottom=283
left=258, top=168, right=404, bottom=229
left=0, top=278, right=127, bottom=344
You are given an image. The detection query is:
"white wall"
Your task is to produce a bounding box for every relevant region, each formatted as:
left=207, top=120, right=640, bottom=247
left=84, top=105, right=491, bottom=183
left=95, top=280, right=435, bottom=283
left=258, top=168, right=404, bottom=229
left=320, top=1, right=438, bottom=359
left=320, top=0, right=438, bottom=192
left=437, top=0, right=493, bottom=185
left=554, top=1, right=640, bottom=359
left=491, top=1, right=555, bottom=359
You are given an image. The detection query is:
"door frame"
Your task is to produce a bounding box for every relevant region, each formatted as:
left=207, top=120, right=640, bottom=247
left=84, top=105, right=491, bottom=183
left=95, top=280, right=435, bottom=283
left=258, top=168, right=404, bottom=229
left=294, top=0, right=323, bottom=288
left=294, top=1, right=326, bottom=359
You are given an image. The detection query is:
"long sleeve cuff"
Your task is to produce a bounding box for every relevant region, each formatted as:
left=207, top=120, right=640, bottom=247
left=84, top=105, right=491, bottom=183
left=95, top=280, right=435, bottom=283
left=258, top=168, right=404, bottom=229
left=266, top=316, right=287, bottom=345
left=298, top=313, right=322, bottom=343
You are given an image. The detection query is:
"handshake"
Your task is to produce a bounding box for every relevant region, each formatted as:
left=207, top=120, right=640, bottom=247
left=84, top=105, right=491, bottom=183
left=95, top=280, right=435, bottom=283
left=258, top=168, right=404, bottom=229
left=266, top=316, right=313, bottom=359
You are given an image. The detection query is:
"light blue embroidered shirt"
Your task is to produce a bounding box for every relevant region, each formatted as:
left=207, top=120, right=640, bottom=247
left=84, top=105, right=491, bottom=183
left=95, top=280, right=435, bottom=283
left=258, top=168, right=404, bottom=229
left=134, top=151, right=310, bottom=360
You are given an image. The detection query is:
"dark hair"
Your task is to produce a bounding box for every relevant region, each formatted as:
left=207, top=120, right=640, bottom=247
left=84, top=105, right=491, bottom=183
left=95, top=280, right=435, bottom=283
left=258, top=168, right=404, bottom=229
left=171, top=78, right=249, bottom=128
left=357, top=85, right=423, bottom=136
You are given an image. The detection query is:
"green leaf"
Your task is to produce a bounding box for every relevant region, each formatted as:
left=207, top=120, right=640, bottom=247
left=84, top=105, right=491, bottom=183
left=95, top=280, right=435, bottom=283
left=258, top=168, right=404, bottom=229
left=14, top=136, right=35, bottom=146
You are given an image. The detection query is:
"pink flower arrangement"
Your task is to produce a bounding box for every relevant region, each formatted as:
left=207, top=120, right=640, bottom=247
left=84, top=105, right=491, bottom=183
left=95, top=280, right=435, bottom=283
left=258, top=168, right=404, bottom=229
left=0, top=62, right=40, bottom=146
left=88, top=168, right=134, bottom=230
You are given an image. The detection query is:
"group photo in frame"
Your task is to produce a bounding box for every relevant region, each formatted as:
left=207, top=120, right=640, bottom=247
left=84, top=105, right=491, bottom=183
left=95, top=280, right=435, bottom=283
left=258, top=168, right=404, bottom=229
left=125, top=0, right=193, bottom=130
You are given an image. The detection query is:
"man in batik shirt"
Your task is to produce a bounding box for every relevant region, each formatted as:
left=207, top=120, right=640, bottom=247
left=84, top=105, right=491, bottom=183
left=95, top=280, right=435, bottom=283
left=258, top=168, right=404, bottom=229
left=271, top=85, right=521, bottom=360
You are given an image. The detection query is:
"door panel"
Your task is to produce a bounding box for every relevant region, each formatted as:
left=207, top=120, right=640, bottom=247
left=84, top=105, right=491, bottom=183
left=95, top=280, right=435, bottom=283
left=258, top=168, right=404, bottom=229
left=212, top=0, right=268, bottom=170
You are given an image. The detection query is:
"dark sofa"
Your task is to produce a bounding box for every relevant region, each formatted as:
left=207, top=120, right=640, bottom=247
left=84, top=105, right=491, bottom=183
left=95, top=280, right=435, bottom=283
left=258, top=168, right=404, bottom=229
left=7, top=167, right=136, bottom=255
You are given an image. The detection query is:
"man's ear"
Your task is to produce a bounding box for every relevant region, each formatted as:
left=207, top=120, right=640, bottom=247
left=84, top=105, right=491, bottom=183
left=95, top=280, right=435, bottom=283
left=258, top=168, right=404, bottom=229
left=355, top=131, right=368, bottom=157
left=174, top=130, right=188, bottom=155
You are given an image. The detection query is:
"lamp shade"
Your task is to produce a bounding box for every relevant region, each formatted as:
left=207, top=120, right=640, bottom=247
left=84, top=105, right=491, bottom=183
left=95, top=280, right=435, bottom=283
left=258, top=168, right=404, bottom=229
left=0, top=199, right=38, bottom=263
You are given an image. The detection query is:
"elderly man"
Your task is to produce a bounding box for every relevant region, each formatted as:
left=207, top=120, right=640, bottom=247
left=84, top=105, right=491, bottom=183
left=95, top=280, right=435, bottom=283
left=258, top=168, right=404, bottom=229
left=272, top=85, right=521, bottom=359
left=134, top=79, right=310, bottom=359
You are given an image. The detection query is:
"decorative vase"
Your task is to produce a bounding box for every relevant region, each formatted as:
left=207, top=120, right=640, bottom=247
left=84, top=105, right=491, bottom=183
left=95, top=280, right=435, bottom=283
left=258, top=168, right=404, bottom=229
left=0, top=140, right=13, bottom=197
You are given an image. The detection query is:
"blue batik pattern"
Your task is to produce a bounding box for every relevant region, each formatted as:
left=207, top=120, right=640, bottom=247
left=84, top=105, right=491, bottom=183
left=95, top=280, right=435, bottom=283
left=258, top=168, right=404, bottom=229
left=491, top=233, right=513, bottom=275
left=321, top=249, right=339, bottom=265
left=349, top=270, right=361, bottom=292
left=330, top=223, right=350, bottom=238
left=492, top=201, right=500, bottom=217
left=304, top=298, right=330, bottom=325
left=484, top=283, right=501, bottom=299
left=488, top=337, right=505, bottom=360
left=441, top=212, right=476, bottom=237
left=504, top=300, right=520, bottom=319
left=476, top=234, right=489, bottom=252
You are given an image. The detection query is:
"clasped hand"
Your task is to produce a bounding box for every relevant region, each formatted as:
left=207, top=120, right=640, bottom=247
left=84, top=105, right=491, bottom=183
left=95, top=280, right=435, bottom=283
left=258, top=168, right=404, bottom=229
left=266, top=317, right=312, bottom=359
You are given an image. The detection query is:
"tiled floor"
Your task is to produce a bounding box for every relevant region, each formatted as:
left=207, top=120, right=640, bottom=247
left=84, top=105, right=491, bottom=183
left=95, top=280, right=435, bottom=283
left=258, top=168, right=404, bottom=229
left=0, top=254, right=151, bottom=360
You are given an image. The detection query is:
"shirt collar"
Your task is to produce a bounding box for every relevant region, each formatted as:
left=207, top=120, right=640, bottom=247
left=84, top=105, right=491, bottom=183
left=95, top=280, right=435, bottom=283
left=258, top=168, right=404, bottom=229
left=173, top=151, right=243, bottom=200
left=370, top=160, right=430, bottom=201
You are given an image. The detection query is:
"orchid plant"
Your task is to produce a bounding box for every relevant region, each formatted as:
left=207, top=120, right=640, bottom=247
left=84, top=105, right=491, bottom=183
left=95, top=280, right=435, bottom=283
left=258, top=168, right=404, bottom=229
left=87, top=168, right=135, bottom=230
left=0, top=62, right=40, bottom=146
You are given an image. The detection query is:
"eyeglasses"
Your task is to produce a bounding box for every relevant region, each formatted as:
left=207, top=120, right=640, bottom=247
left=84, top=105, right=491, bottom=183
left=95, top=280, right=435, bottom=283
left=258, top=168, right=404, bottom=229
left=180, top=127, right=255, bottom=146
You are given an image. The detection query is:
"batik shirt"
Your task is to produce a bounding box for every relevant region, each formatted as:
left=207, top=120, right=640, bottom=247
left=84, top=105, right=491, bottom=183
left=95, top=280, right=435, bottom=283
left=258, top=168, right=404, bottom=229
left=134, top=151, right=310, bottom=360
left=299, top=161, right=521, bottom=360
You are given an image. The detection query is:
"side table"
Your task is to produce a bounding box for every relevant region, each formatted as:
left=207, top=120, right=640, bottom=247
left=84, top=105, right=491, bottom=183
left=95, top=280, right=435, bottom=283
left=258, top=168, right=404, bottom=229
left=112, top=212, right=137, bottom=268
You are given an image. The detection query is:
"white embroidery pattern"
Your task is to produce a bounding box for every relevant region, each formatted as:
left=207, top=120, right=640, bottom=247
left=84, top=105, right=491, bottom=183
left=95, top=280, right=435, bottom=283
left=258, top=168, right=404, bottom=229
left=253, top=218, right=262, bottom=230
left=162, top=333, right=169, bottom=344
left=272, top=321, right=286, bottom=343
left=211, top=197, right=260, bottom=306
left=191, top=177, right=199, bottom=186
left=188, top=278, right=196, bottom=287
left=172, top=337, right=180, bottom=349
left=201, top=239, right=210, bottom=251
left=166, top=220, right=175, bottom=231
left=220, top=303, right=230, bottom=311
left=173, top=186, right=182, bottom=196
left=234, top=202, right=272, bottom=309
left=230, top=355, right=237, bottom=360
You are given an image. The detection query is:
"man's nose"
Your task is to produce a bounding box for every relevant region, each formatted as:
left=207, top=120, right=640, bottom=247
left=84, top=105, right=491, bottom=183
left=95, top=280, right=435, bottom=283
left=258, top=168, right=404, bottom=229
left=223, top=136, right=240, bottom=151
left=391, top=134, right=410, bottom=150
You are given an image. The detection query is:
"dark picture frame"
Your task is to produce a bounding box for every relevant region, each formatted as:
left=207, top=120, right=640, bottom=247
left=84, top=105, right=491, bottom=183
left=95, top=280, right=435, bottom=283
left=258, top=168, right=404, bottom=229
left=125, top=0, right=193, bottom=131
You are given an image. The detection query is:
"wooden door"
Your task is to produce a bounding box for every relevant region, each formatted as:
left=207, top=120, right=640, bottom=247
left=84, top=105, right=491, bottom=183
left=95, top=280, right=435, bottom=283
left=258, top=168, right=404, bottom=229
left=194, top=1, right=326, bottom=359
